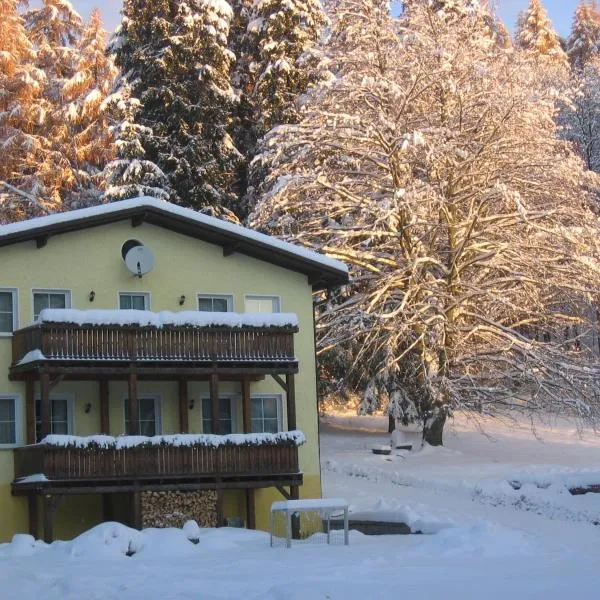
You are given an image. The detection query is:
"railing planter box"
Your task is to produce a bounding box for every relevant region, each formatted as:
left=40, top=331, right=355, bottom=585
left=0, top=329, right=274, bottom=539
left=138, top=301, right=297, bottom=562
left=14, top=432, right=304, bottom=482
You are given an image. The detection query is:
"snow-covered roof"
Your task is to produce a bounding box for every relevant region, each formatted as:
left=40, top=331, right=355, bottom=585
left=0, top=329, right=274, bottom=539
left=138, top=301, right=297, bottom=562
left=0, top=197, right=348, bottom=290
left=36, top=308, right=299, bottom=329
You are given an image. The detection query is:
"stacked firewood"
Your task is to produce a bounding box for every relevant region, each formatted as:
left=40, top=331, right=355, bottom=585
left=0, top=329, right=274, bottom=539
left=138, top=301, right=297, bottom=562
left=141, top=490, right=217, bottom=528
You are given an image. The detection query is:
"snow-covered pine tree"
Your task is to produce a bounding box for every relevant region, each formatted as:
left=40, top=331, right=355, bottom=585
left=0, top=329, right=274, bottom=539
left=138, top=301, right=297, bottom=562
left=23, top=0, right=84, bottom=208
left=101, top=83, right=170, bottom=202
left=0, top=0, right=49, bottom=221
left=61, top=9, right=118, bottom=208
left=515, top=0, right=567, bottom=62
left=567, top=2, right=600, bottom=71
left=251, top=0, right=600, bottom=445
left=237, top=0, right=328, bottom=215
left=108, top=0, right=240, bottom=210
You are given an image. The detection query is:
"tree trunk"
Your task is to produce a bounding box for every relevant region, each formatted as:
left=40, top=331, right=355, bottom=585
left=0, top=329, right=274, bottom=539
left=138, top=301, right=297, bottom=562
left=388, top=414, right=395, bottom=433
left=423, top=406, right=446, bottom=446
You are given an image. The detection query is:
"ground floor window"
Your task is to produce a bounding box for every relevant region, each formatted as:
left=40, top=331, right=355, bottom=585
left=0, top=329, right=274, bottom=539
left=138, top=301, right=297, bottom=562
left=0, top=396, right=18, bottom=445
left=124, top=397, right=160, bottom=436
left=202, top=397, right=235, bottom=434
left=35, top=397, right=71, bottom=442
left=251, top=396, right=281, bottom=433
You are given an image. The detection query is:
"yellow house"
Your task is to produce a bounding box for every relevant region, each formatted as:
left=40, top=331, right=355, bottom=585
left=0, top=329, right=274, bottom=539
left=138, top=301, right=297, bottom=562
left=0, top=197, right=347, bottom=542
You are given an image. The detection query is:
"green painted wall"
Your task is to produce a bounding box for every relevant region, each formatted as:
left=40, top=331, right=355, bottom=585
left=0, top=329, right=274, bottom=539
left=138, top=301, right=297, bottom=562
left=0, top=220, right=321, bottom=541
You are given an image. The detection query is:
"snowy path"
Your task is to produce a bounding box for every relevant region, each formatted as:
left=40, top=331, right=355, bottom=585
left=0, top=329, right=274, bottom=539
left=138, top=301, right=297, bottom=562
left=0, top=412, right=598, bottom=599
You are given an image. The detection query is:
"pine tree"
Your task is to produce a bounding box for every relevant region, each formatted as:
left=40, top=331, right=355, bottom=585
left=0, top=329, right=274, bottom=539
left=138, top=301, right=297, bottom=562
left=251, top=0, right=600, bottom=444
left=24, top=0, right=84, bottom=208
left=108, top=0, right=240, bottom=209
left=101, top=84, right=170, bottom=202
left=0, top=0, right=50, bottom=221
left=567, top=2, right=600, bottom=71
left=515, top=0, right=567, bottom=62
left=61, top=9, right=118, bottom=207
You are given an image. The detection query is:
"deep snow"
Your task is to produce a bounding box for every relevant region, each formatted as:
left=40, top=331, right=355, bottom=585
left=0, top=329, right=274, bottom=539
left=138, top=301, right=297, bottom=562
left=0, top=411, right=599, bottom=599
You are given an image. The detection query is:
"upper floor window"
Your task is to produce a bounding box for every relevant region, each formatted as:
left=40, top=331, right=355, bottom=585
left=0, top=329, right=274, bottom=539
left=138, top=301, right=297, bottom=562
left=251, top=396, right=281, bottom=433
left=198, top=295, right=233, bottom=312
left=119, top=292, right=150, bottom=311
left=202, top=397, right=236, bottom=434
left=33, top=289, right=71, bottom=321
left=0, top=395, right=19, bottom=446
left=244, top=295, right=280, bottom=313
left=35, top=397, right=72, bottom=442
left=0, top=289, right=18, bottom=335
left=124, top=397, right=160, bottom=436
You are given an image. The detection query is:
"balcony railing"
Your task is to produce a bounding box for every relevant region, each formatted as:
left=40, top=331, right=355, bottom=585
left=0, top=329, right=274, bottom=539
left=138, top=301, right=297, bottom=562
left=14, top=439, right=300, bottom=482
left=12, top=322, right=297, bottom=366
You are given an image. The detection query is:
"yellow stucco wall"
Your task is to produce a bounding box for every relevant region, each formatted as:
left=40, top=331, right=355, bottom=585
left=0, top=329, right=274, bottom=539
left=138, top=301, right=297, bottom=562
left=0, top=220, right=321, bottom=541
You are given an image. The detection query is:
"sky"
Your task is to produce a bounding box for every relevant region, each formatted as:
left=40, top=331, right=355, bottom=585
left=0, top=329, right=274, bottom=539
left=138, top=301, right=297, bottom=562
left=74, top=0, right=580, bottom=37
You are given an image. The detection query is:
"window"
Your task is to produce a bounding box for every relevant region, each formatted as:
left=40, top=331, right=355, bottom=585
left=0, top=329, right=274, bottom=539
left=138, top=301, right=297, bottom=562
left=251, top=396, right=281, bottom=433
left=33, top=289, right=70, bottom=321
left=0, top=396, right=18, bottom=446
left=35, top=397, right=71, bottom=442
left=119, top=292, right=150, bottom=311
left=244, top=295, right=280, bottom=313
left=0, top=289, right=17, bottom=335
left=202, top=397, right=235, bottom=434
left=124, top=397, right=160, bottom=436
left=198, top=295, right=233, bottom=312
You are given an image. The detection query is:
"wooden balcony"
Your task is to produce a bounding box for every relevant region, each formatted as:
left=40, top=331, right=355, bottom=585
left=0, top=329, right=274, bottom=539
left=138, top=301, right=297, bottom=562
left=11, top=321, right=297, bottom=374
left=13, top=438, right=301, bottom=493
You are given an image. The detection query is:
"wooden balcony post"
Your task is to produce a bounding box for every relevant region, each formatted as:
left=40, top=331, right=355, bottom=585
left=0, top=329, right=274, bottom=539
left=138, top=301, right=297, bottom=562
left=128, top=372, right=139, bottom=435
left=99, top=380, right=109, bottom=434
left=210, top=373, right=219, bottom=434
left=178, top=379, right=189, bottom=433
left=245, top=489, right=255, bottom=530
left=40, top=372, right=51, bottom=440
left=242, top=378, right=251, bottom=434
left=25, top=379, right=35, bottom=445
left=285, top=373, right=296, bottom=431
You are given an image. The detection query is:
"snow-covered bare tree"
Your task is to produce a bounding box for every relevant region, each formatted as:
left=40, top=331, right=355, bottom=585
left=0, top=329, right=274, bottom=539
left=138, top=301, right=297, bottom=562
left=251, top=0, right=600, bottom=445
left=567, top=2, right=600, bottom=71
left=515, top=0, right=567, bottom=62
left=108, top=0, right=240, bottom=210
left=0, top=0, right=49, bottom=221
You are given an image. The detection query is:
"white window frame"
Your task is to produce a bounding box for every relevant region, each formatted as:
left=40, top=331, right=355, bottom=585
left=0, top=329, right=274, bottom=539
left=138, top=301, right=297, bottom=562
left=31, top=288, right=72, bottom=322
left=0, top=394, right=22, bottom=448
left=243, top=295, right=282, bottom=314
left=123, top=395, right=162, bottom=436
left=118, top=291, right=151, bottom=311
left=250, top=394, right=283, bottom=433
left=197, top=294, right=234, bottom=312
left=0, top=288, right=18, bottom=337
left=200, top=395, right=240, bottom=434
left=34, top=393, right=75, bottom=442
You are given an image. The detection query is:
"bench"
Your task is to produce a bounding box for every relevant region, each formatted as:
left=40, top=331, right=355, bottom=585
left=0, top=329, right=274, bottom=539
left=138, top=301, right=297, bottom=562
left=270, top=497, right=349, bottom=548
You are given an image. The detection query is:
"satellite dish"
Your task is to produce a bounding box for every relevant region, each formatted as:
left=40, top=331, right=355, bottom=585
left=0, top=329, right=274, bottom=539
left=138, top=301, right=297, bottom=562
left=122, top=240, right=155, bottom=277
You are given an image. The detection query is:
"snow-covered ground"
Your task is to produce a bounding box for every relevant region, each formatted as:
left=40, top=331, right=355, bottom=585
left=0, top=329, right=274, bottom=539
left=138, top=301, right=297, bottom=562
left=1, top=412, right=600, bottom=599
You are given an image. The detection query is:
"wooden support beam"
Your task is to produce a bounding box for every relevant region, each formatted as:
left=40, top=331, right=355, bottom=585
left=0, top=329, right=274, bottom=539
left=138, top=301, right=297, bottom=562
left=222, top=243, right=239, bottom=257
left=271, top=373, right=288, bottom=393
left=245, top=489, right=255, bottom=529
left=210, top=373, right=219, bottom=435
left=43, top=494, right=60, bottom=543
left=131, top=213, right=145, bottom=228
left=40, top=372, right=51, bottom=440
left=99, top=380, right=109, bottom=434
left=128, top=372, right=139, bottom=435
left=242, top=378, right=251, bottom=434
left=290, top=484, right=300, bottom=540
left=216, top=489, right=224, bottom=527
left=28, top=494, right=38, bottom=538
left=276, top=485, right=291, bottom=500
left=285, top=373, right=296, bottom=431
left=25, top=379, right=35, bottom=445
left=48, top=374, right=64, bottom=392
left=178, top=379, right=189, bottom=433
left=102, top=494, right=113, bottom=522
left=131, top=491, right=142, bottom=529
left=36, top=235, right=48, bottom=249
